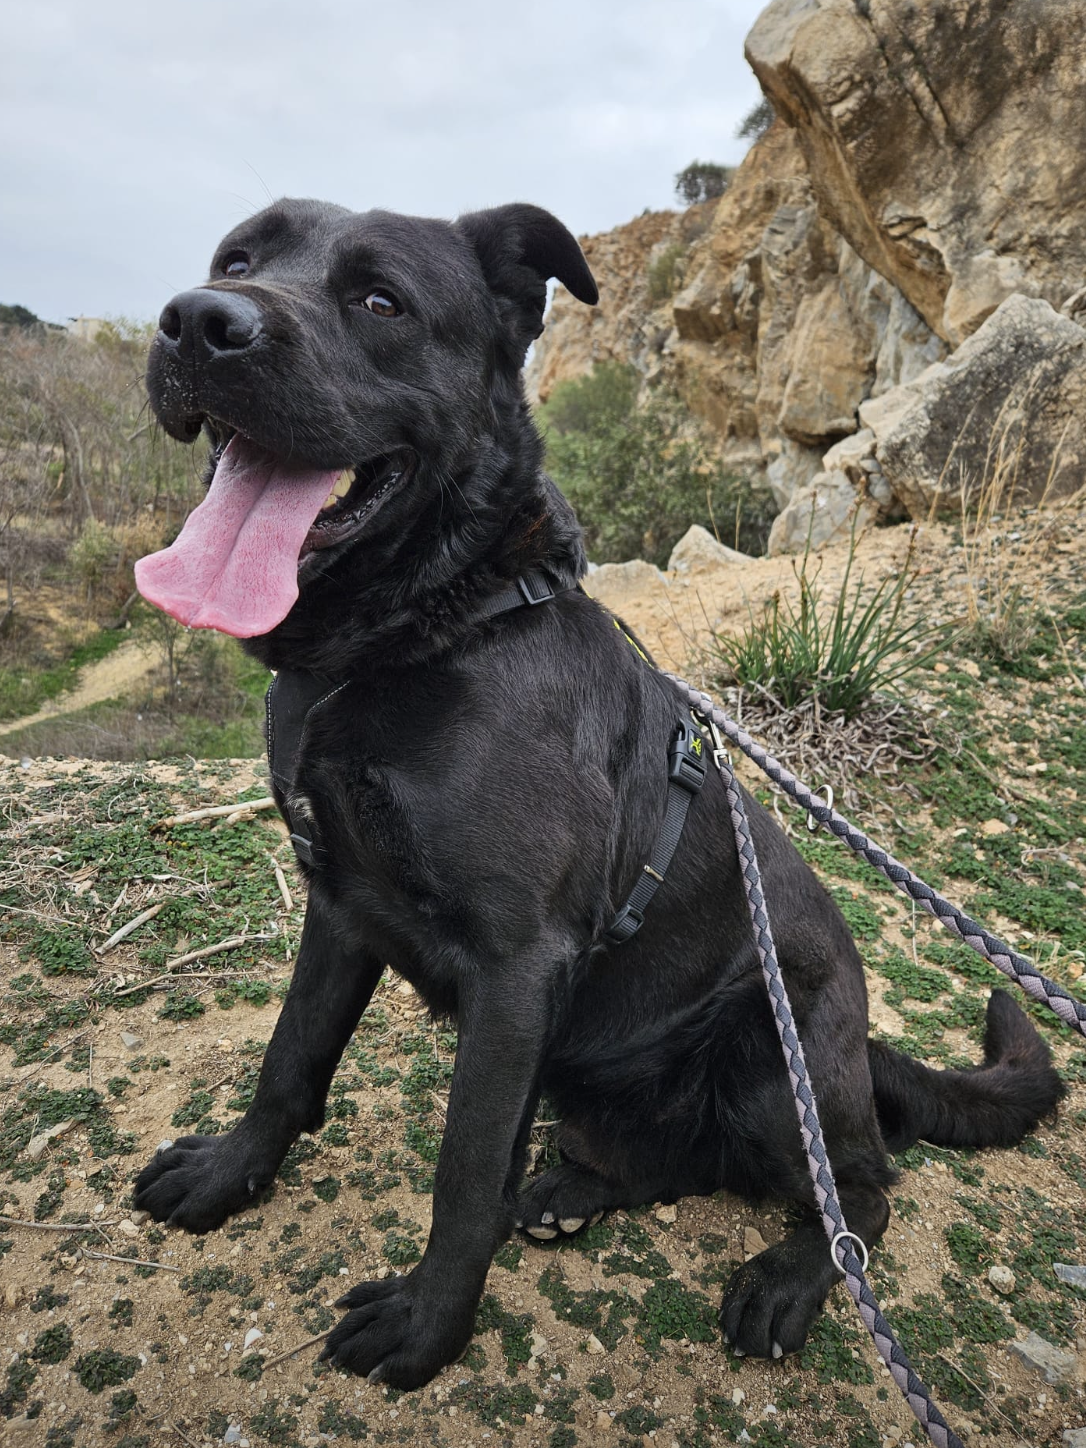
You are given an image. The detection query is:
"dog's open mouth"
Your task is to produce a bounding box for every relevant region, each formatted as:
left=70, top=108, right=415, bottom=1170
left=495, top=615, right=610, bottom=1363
left=303, top=450, right=414, bottom=555
left=134, top=433, right=414, bottom=639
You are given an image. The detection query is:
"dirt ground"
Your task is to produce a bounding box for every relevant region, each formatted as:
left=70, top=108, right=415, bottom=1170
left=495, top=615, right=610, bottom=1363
left=0, top=639, right=157, bottom=742
left=2, top=511, right=1085, bottom=1448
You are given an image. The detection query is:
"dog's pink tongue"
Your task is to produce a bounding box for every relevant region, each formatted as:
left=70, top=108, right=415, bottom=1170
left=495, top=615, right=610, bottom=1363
left=134, top=436, right=342, bottom=638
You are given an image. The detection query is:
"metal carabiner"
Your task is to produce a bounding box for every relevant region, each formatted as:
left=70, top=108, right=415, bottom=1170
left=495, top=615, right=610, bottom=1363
left=692, top=708, right=731, bottom=773
left=805, top=783, right=835, bottom=833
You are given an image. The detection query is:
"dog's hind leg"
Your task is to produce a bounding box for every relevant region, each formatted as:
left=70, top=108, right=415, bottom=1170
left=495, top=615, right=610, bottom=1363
left=719, top=1166, right=891, bottom=1359
left=515, top=1156, right=671, bottom=1239
left=133, top=893, right=382, bottom=1232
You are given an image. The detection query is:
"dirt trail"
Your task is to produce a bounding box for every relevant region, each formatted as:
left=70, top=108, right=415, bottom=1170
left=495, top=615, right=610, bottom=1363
left=0, top=636, right=157, bottom=739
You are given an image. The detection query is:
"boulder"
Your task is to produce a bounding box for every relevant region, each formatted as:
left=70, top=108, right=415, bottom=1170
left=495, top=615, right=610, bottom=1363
left=766, top=470, right=876, bottom=556
left=746, top=0, right=1086, bottom=346
left=582, top=559, right=670, bottom=614
left=860, top=295, right=1086, bottom=515
left=668, top=525, right=752, bottom=574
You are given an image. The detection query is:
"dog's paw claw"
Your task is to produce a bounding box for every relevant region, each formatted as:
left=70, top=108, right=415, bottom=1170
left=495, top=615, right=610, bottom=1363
left=366, top=1361, right=388, bottom=1384
left=540, top=1211, right=555, bottom=1224
left=526, top=1225, right=558, bottom=1240
left=558, top=1216, right=585, bottom=1234
left=771, top=1340, right=783, bottom=1360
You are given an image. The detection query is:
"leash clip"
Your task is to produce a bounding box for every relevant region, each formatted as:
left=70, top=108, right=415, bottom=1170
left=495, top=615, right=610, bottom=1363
left=805, top=784, right=835, bottom=834
left=692, top=709, right=730, bottom=772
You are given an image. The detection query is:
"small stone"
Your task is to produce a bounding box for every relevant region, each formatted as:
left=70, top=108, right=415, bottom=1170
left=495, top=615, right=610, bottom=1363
left=529, top=1331, right=548, bottom=1360
left=243, top=1327, right=263, bottom=1351
left=743, top=1226, right=768, bottom=1258
left=1008, top=1331, right=1079, bottom=1385
left=731, top=1389, right=745, bottom=1406
left=130, top=1210, right=150, bottom=1226
left=655, top=1204, right=677, bottom=1224
left=4, top=1414, right=36, bottom=1433
left=595, top=1409, right=613, bottom=1431
left=4, top=1285, right=22, bottom=1310
left=981, top=819, right=1011, bottom=836
left=1054, top=1263, right=1086, bottom=1290
left=1062, top=1428, right=1086, bottom=1447
left=223, top=1428, right=243, bottom=1446
left=585, top=1334, right=605, bottom=1355
left=117, top=1219, right=139, bottom=1238
left=120, top=1031, right=144, bottom=1051
left=988, top=1264, right=1016, bottom=1294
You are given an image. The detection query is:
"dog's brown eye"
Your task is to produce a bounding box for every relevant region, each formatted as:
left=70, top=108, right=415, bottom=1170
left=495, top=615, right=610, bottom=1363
left=363, top=291, right=400, bottom=317
left=223, top=252, right=250, bottom=277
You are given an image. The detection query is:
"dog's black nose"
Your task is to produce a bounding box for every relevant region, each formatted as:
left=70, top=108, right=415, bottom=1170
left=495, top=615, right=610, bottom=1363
left=158, top=289, right=263, bottom=361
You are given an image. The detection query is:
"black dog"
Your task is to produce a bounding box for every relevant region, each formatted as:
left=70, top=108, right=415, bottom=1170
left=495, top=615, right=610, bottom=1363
left=133, top=199, right=1062, bottom=1389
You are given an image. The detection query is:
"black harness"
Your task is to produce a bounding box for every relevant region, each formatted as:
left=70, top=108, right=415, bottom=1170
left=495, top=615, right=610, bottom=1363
left=264, top=569, right=705, bottom=944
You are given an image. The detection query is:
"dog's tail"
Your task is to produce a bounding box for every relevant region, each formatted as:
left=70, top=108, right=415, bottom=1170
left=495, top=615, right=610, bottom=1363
left=868, top=989, right=1065, bottom=1153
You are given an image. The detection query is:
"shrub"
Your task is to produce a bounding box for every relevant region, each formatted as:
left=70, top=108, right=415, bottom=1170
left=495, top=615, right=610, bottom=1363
left=69, top=518, right=118, bottom=600
left=737, top=97, right=775, bottom=143
left=674, top=161, right=733, bottom=207
left=710, top=527, right=945, bottom=720
left=647, top=243, right=687, bottom=303
left=539, top=363, right=773, bottom=566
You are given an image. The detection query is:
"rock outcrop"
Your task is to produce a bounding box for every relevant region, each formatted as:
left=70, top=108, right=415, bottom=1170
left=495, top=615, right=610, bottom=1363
left=746, top=0, right=1086, bottom=347
left=860, top=296, right=1086, bottom=515
left=529, top=0, right=1086, bottom=556
left=527, top=123, right=946, bottom=527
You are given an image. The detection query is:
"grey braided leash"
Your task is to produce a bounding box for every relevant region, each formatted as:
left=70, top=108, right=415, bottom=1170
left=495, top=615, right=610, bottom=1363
left=668, top=675, right=1086, bottom=1039
left=667, top=674, right=1085, bottom=1448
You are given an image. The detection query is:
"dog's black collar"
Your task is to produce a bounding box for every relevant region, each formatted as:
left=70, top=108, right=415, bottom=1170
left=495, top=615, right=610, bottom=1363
left=266, top=571, right=569, bottom=869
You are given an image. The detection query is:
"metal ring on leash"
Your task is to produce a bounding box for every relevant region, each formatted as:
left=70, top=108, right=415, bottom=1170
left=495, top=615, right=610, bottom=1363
left=830, top=1229, right=869, bottom=1274
left=805, top=784, right=834, bottom=833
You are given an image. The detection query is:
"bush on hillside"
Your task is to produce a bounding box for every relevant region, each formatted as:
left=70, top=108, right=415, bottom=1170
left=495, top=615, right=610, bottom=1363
left=647, top=243, right=687, bottom=303
left=737, top=98, right=775, bottom=144
left=538, top=363, right=774, bottom=567
left=674, top=162, right=733, bottom=207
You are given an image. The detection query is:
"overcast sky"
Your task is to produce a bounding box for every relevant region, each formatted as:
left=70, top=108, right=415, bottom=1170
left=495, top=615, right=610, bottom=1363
left=1, top=0, right=768, bottom=325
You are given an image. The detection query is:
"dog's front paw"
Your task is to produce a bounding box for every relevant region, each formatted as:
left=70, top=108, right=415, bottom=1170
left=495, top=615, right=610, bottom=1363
left=719, top=1246, right=825, bottom=1360
left=132, top=1132, right=275, bottom=1233
left=320, top=1272, right=474, bottom=1389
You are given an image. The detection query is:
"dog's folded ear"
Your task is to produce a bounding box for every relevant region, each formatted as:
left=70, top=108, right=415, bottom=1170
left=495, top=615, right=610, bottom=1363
left=456, top=203, right=598, bottom=355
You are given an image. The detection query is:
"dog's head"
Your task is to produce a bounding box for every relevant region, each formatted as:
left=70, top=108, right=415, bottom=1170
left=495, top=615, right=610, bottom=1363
left=136, top=200, right=597, bottom=651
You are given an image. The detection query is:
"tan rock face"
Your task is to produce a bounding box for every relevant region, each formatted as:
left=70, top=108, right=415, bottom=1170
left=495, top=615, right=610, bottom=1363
left=529, top=121, right=945, bottom=535
left=746, top=0, right=1086, bottom=345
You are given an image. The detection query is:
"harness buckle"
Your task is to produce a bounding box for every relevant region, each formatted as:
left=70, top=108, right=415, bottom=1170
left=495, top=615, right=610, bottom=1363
left=516, top=573, right=556, bottom=607
left=290, top=833, right=316, bottom=868
left=605, top=904, right=644, bottom=944
left=668, top=724, right=707, bottom=794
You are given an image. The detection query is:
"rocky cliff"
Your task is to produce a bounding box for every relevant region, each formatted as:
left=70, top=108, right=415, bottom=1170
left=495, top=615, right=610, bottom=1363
left=528, top=0, right=1086, bottom=555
